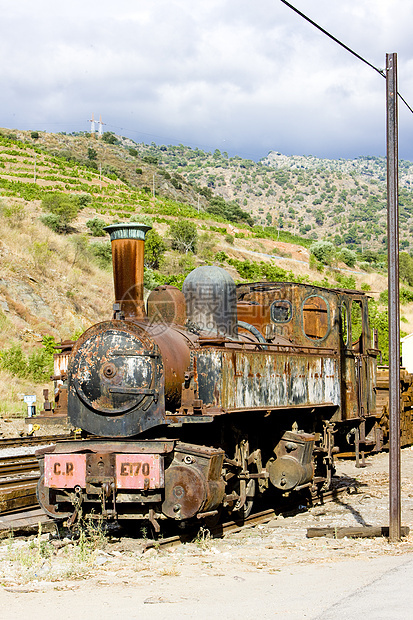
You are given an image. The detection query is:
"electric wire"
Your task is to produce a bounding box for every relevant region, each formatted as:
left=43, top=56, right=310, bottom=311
left=279, top=0, right=413, bottom=116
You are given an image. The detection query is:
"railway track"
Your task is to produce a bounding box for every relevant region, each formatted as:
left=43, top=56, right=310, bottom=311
left=0, top=434, right=75, bottom=514
left=0, top=453, right=41, bottom=514
left=0, top=482, right=352, bottom=541
left=0, top=433, right=75, bottom=450
left=0, top=454, right=40, bottom=477
left=143, top=485, right=351, bottom=551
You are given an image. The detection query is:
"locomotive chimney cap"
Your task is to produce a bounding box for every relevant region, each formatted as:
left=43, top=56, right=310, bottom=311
left=104, top=222, right=152, bottom=241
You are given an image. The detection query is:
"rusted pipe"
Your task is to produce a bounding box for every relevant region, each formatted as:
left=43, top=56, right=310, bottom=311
left=104, top=223, right=151, bottom=320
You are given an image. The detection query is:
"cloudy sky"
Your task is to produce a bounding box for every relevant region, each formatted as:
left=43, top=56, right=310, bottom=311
left=1, top=0, right=413, bottom=161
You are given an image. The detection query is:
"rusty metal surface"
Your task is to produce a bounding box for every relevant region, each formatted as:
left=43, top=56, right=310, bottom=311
left=194, top=347, right=340, bottom=410
left=162, top=443, right=225, bottom=520
left=147, top=285, right=187, bottom=326
left=267, top=431, right=315, bottom=491
left=104, top=223, right=151, bottom=320
left=37, top=440, right=175, bottom=455
left=236, top=282, right=341, bottom=347
left=68, top=320, right=166, bottom=437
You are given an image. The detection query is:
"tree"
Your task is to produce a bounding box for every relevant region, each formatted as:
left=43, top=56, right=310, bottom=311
left=314, top=210, right=325, bottom=226
left=87, top=147, right=97, bottom=160
left=169, top=220, right=198, bottom=253
left=144, top=229, right=166, bottom=268
left=102, top=131, right=118, bottom=144
left=40, top=192, right=79, bottom=233
left=399, top=252, right=413, bottom=287
left=340, top=248, right=357, bottom=268
left=310, top=240, right=335, bottom=265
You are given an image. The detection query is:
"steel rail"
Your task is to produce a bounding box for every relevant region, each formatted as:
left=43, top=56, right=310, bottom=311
left=0, top=455, right=40, bottom=477
left=143, top=486, right=350, bottom=551
left=0, top=433, right=75, bottom=450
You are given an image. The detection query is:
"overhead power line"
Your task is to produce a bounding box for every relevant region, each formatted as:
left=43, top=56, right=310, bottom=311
left=279, top=0, right=413, bottom=115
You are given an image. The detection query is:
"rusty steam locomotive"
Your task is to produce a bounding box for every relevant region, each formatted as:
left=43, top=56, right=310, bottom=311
left=36, top=223, right=396, bottom=529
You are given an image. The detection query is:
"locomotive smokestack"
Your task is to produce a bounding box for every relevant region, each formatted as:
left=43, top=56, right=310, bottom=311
left=104, top=223, right=151, bottom=320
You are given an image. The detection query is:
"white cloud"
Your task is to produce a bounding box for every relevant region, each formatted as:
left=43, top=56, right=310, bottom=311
left=1, top=0, right=412, bottom=160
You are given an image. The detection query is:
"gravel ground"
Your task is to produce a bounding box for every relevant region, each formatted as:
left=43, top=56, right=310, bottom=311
left=1, top=448, right=413, bottom=619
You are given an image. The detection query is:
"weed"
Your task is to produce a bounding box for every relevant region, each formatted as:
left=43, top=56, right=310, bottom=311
left=29, top=240, right=52, bottom=274
left=158, top=565, right=181, bottom=577
left=72, top=513, right=107, bottom=564
left=2, top=202, right=25, bottom=227
left=193, top=526, right=211, bottom=550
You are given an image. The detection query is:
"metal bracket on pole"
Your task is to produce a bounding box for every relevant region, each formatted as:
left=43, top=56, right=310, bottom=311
left=386, top=52, right=401, bottom=542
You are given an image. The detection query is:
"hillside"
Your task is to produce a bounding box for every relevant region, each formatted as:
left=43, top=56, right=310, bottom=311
left=0, top=126, right=411, bottom=421
left=131, top=142, right=413, bottom=254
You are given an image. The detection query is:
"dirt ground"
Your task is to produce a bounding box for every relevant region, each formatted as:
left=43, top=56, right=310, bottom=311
left=1, top=448, right=413, bottom=618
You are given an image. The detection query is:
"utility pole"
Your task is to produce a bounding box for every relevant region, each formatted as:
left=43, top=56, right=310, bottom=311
left=33, top=150, right=37, bottom=184
left=386, top=52, right=401, bottom=543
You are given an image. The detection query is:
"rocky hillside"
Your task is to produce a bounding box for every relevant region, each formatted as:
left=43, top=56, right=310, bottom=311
left=131, top=142, right=413, bottom=254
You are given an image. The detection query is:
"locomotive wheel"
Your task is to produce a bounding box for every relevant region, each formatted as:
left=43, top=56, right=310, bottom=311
left=36, top=474, right=72, bottom=520
left=230, top=478, right=256, bottom=519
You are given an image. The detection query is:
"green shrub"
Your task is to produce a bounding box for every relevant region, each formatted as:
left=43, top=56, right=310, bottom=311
left=135, top=168, right=143, bottom=175
left=30, top=240, right=52, bottom=273
left=90, top=240, right=112, bottom=268
left=399, top=252, right=413, bottom=286
left=0, top=341, right=53, bottom=382
left=77, top=193, right=92, bottom=207
left=215, top=251, right=228, bottom=262
left=339, top=248, right=357, bottom=268
left=205, top=196, right=254, bottom=227
left=142, top=155, right=158, bottom=165
left=86, top=217, right=107, bottom=237
left=379, top=290, right=388, bottom=304
left=2, top=202, right=25, bottom=227
left=27, top=347, right=54, bottom=382
left=129, top=214, right=153, bottom=226
left=225, top=234, right=234, bottom=245
left=310, top=240, right=335, bottom=265
left=40, top=214, right=62, bottom=233
left=335, top=273, right=356, bottom=289
left=400, top=288, right=413, bottom=304
left=0, top=344, right=28, bottom=378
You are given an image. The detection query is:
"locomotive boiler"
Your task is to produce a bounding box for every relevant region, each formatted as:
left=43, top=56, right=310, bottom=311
left=36, top=223, right=382, bottom=529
